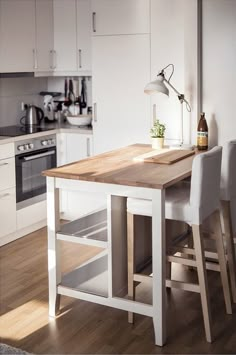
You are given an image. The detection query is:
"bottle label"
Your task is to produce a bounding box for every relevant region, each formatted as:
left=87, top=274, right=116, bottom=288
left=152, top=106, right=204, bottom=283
left=197, top=131, right=208, bottom=147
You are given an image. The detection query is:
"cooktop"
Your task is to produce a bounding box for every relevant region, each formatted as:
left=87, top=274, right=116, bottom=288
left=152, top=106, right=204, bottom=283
left=0, top=125, right=54, bottom=137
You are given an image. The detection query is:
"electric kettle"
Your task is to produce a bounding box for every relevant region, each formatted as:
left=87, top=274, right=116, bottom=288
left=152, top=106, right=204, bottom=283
left=20, top=105, right=44, bottom=126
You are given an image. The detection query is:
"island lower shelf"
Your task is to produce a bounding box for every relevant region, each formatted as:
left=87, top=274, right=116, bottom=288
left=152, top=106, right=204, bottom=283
left=57, top=209, right=108, bottom=248
left=59, top=249, right=108, bottom=298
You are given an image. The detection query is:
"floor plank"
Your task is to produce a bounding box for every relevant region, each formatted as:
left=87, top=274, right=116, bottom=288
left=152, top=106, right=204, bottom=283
left=0, top=227, right=236, bottom=354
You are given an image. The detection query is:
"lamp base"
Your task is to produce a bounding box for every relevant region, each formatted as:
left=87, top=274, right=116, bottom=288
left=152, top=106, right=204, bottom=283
left=169, top=143, right=195, bottom=150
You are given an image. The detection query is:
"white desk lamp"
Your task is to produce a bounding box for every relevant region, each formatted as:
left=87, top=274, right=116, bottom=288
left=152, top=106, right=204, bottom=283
left=144, top=63, right=193, bottom=149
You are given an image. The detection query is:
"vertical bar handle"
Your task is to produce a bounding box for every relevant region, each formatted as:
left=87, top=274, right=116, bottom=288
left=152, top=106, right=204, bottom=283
left=50, top=50, right=54, bottom=69
left=93, top=103, right=97, bottom=122
left=92, top=12, right=96, bottom=32
left=86, top=138, right=91, bottom=157
left=153, top=104, right=157, bottom=125
left=78, top=49, right=82, bottom=68
left=53, top=50, right=57, bottom=69
left=33, top=48, right=38, bottom=70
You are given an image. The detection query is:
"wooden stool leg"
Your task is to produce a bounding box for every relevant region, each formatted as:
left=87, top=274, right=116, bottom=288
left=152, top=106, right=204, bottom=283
left=192, top=224, right=213, bottom=343
left=127, top=212, right=135, bottom=323
left=212, top=210, right=232, bottom=314
left=221, top=200, right=236, bottom=303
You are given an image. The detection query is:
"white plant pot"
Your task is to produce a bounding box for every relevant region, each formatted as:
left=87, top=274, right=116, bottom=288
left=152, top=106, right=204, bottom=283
left=151, top=137, right=164, bottom=149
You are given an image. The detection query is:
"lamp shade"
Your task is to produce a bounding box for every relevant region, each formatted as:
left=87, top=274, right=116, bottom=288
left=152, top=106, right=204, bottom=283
left=144, top=74, right=169, bottom=96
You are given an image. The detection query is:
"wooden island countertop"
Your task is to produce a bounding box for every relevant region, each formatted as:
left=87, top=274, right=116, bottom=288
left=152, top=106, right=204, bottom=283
left=43, top=144, right=196, bottom=189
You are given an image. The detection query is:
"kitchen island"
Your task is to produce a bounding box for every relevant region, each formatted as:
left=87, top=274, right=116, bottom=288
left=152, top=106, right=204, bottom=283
left=43, top=144, right=196, bottom=347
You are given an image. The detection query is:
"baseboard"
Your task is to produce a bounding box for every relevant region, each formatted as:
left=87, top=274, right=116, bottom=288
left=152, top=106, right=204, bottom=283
left=0, top=219, right=47, bottom=247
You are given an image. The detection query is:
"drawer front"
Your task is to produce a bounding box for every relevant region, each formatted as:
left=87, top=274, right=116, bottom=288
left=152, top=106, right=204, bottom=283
left=0, top=143, right=14, bottom=160
left=0, top=187, right=16, bottom=238
left=0, top=157, right=15, bottom=190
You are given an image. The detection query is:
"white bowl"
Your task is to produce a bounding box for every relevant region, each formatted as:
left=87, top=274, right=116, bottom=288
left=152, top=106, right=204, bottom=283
left=67, top=114, right=92, bottom=126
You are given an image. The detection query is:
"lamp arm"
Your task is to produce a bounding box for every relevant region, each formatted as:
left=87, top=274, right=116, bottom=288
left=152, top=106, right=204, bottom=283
left=163, top=77, right=191, bottom=112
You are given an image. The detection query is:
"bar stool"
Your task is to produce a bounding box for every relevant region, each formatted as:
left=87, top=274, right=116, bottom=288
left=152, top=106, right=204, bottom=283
left=220, top=140, right=236, bottom=302
left=127, top=147, right=232, bottom=343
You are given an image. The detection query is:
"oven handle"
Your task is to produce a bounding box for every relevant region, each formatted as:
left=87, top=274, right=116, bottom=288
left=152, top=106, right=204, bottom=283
left=23, top=150, right=56, bottom=161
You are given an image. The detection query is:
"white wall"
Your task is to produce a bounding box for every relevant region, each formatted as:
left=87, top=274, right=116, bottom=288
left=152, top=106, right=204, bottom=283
left=202, top=0, right=236, bottom=233
left=202, top=0, right=236, bottom=147
left=150, top=0, right=199, bottom=147
left=0, top=77, right=47, bottom=127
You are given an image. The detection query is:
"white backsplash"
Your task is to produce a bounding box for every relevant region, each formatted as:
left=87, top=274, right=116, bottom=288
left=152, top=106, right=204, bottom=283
left=0, top=76, right=92, bottom=128
left=0, top=77, right=47, bottom=127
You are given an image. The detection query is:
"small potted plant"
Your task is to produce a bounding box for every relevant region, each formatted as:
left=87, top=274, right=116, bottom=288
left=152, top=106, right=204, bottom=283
left=150, top=119, right=166, bottom=149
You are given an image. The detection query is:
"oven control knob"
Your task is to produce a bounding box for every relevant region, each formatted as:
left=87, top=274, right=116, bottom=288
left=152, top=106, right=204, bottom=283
left=48, top=139, right=52, bottom=145
left=41, top=140, right=48, bottom=146
left=18, top=145, right=25, bottom=151
left=29, top=143, right=34, bottom=149
left=24, top=144, right=30, bottom=150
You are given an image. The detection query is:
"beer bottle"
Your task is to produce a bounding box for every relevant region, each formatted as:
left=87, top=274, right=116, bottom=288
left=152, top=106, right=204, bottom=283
left=197, top=112, right=208, bottom=150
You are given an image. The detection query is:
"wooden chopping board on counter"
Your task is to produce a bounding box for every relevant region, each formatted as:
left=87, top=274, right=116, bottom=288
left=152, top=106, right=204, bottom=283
left=143, top=149, right=195, bottom=165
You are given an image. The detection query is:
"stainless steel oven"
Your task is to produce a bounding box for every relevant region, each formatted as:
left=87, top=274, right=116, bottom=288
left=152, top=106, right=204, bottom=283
left=15, top=134, right=56, bottom=209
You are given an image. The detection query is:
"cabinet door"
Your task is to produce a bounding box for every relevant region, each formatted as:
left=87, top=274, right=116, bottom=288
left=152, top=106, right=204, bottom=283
left=0, top=0, right=36, bottom=72
left=53, top=0, right=77, bottom=71
left=66, top=133, right=93, bottom=163
left=91, top=0, right=150, bottom=35
left=77, top=0, right=92, bottom=73
left=0, top=188, right=16, bottom=239
left=92, top=34, right=151, bottom=155
left=35, top=0, right=54, bottom=72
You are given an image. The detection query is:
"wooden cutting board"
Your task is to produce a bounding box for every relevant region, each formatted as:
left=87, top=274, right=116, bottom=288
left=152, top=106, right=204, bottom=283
left=144, top=149, right=195, bottom=164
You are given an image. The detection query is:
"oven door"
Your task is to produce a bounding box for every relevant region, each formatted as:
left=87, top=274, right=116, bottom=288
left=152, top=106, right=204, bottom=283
left=15, top=146, right=56, bottom=209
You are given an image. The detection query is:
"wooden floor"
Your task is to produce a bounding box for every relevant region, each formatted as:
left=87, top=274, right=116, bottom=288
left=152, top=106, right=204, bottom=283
left=0, top=227, right=236, bottom=354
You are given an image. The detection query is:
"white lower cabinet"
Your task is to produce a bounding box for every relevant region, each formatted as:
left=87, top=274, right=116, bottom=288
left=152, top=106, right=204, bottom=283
left=0, top=144, right=17, bottom=245
left=0, top=187, right=16, bottom=239
left=58, top=132, right=106, bottom=220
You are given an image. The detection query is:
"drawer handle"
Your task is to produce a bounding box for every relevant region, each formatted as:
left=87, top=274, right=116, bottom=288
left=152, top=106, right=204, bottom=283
left=0, top=162, right=8, bottom=167
left=0, top=193, right=10, bottom=199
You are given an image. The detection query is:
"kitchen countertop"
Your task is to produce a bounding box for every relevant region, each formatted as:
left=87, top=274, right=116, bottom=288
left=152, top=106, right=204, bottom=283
left=0, top=121, right=93, bottom=145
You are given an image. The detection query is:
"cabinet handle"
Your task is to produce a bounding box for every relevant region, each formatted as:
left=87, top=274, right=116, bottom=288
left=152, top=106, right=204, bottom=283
left=50, top=50, right=54, bottom=69
left=86, top=138, right=91, bottom=157
left=53, top=50, right=57, bottom=69
left=33, top=48, right=38, bottom=70
left=0, top=193, right=10, bottom=199
left=0, top=162, right=8, bottom=167
left=92, top=12, right=96, bottom=32
left=93, top=103, right=97, bottom=122
left=78, top=49, right=82, bottom=68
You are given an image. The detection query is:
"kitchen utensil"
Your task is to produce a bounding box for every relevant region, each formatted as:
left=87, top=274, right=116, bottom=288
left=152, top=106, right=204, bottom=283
left=68, top=79, right=75, bottom=103
left=80, top=78, right=87, bottom=111
left=64, top=78, right=68, bottom=99
left=20, top=104, right=44, bottom=126
left=66, top=114, right=92, bottom=126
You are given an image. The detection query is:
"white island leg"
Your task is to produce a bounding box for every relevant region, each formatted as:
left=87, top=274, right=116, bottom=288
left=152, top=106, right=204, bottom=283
left=152, top=189, right=166, bottom=346
left=47, top=176, right=61, bottom=317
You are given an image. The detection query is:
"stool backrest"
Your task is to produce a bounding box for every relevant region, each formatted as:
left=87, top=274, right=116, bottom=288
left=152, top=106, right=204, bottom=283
left=221, top=140, right=236, bottom=201
left=190, top=147, right=222, bottom=224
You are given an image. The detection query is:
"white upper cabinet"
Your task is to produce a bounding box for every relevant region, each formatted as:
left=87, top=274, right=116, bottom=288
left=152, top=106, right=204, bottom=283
left=53, top=0, right=77, bottom=72
left=35, top=0, right=54, bottom=72
left=0, top=0, right=36, bottom=72
left=76, top=0, right=92, bottom=73
left=91, top=0, right=150, bottom=35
